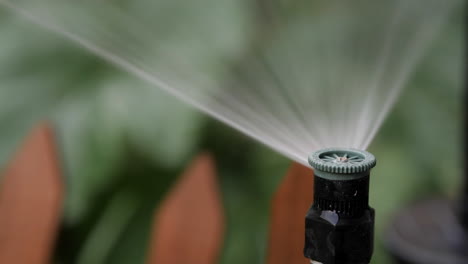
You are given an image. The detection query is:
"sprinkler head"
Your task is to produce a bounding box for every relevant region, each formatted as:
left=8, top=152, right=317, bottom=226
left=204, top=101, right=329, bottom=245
left=304, top=148, right=376, bottom=264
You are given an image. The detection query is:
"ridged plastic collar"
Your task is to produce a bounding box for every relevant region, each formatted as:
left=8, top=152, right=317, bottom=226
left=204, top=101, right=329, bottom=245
left=308, top=148, right=376, bottom=174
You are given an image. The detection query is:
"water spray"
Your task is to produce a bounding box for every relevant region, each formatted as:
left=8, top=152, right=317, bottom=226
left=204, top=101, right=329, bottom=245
left=304, top=148, right=376, bottom=264
left=0, top=1, right=461, bottom=262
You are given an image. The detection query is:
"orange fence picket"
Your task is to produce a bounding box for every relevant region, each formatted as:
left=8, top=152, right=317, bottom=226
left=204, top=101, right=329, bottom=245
left=146, top=153, right=224, bottom=264
left=0, top=123, right=316, bottom=264
left=266, top=163, right=313, bottom=264
left=0, top=123, right=63, bottom=264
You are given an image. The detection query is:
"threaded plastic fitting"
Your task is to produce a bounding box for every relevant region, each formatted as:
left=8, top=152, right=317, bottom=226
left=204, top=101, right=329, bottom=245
left=304, top=148, right=376, bottom=264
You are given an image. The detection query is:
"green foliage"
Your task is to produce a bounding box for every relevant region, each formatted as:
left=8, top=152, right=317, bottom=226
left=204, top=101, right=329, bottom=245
left=0, top=1, right=464, bottom=264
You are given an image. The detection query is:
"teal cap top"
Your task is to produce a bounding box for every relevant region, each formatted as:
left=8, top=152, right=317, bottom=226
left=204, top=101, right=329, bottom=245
left=308, top=148, right=376, bottom=179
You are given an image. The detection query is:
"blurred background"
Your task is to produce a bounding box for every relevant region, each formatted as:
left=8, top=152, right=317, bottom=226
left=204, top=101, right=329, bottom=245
left=0, top=1, right=464, bottom=264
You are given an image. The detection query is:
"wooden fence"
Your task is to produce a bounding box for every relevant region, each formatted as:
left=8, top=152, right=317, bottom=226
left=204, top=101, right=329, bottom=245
left=0, top=123, right=314, bottom=264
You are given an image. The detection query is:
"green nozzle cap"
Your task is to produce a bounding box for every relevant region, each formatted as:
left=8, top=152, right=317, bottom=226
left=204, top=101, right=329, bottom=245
left=308, top=148, right=376, bottom=180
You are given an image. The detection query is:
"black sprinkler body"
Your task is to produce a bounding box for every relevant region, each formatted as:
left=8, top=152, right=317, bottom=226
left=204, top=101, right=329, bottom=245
left=304, top=148, right=377, bottom=264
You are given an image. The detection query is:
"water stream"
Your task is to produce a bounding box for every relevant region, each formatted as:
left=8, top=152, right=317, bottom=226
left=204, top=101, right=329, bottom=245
left=0, top=0, right=460, bottom=165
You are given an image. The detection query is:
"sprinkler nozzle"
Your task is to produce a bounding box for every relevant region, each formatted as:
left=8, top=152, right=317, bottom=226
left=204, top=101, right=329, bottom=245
left=304, top=148, right=376, bottom=264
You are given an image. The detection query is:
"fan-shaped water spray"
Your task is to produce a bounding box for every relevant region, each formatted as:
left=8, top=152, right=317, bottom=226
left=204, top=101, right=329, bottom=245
left=0, top=0, right=460, bottom=165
